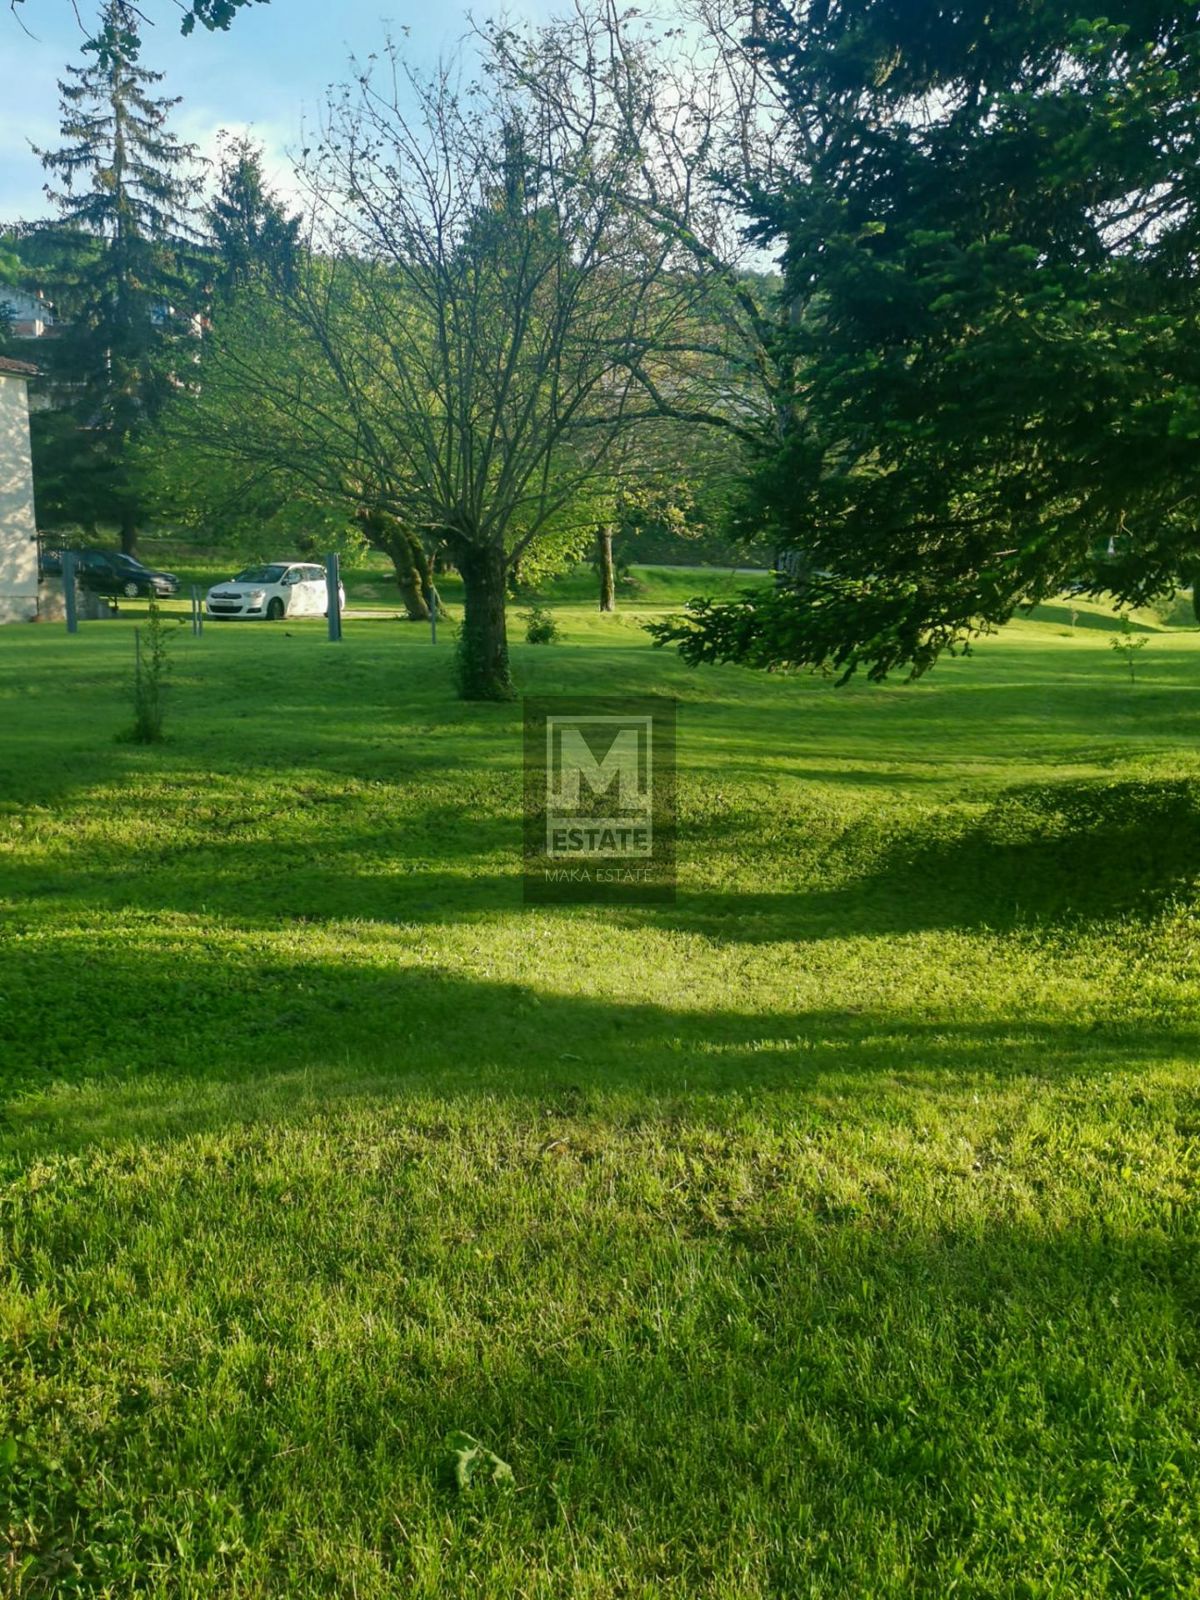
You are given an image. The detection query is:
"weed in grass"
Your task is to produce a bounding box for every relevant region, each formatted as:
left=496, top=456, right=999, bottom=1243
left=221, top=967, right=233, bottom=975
left=444, top=1433, right=515, bottom=1492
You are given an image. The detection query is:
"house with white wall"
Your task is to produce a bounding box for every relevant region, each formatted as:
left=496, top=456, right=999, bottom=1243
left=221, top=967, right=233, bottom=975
left=0, top=288, right=55, bottom=340
left=0, top=355, right=40, bottom=623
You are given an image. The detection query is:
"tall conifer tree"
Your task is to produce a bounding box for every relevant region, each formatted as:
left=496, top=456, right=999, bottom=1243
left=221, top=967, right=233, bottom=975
left=207, top=135, right=299, bottom=295
left=35, top=1, right=201, bottom=551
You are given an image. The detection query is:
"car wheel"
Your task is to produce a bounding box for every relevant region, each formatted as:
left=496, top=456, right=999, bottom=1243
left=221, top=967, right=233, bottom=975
left=267, top=598, right=285, bottom=621
left=124, top=581, right=139, bottom=599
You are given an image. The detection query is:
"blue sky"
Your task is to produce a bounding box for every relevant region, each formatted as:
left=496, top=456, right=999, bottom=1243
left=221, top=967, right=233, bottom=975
left=1, top=0, right=557, bottom=222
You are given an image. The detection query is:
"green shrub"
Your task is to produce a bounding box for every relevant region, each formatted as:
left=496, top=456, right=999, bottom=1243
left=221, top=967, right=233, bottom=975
left=521, top=604, right=561, bottom=645
left=130, top=600, right=170, bottom=743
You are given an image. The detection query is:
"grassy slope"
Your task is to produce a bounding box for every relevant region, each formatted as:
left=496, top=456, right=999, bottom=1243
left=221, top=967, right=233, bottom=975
left=1, top=579, right=1199, bottom=1597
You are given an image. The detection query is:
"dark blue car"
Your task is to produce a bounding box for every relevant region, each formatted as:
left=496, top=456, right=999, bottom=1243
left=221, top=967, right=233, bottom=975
left=41, top=547, right=180, bottom=599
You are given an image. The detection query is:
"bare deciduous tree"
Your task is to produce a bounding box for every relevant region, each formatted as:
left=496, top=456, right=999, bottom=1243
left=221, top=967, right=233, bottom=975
left=277, top=43, right=725, bottom=698
left=483, top=0, right=793, bottom=456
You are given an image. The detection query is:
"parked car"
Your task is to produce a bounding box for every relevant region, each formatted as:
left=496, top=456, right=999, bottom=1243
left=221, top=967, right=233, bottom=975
left=205, top=563, right=346, bottom=622
left=57, top=548, right=181, bottom=598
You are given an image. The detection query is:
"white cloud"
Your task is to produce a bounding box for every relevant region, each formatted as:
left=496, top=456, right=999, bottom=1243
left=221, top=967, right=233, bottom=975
left=176, top=109, right=313, bottom=219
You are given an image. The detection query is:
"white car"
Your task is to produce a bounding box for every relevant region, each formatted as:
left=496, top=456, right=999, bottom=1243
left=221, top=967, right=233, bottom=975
left=206, top=562, right=346, bottom=622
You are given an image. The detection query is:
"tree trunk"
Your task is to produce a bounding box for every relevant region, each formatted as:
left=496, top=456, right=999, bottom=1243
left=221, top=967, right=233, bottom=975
left=389, top=536, right=431, bottom=622
left=1192, top=567, right=1200, bottom=627
left=119, top=505, right=138, bottom=557
left=455, top=541, right=514, bottom=701
left=597, top=524, right=616, bottom=612
left=413, top=538, right=441, bottom=618
left=359, top=508, right=430, bottom=621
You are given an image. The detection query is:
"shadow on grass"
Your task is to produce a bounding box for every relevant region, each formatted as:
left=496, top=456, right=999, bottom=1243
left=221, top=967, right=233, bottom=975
left=311, top=1220, right=1199, bottom=1597
left=4, top=780, right=1199, bottom=967
left=1025, top=601, right=1161, bottom=633
left=2, top=1121, right=1197, bottom=1595
left=1, top=927, right=1195, bottom=1157
left=663, top=777, right=1200, bottom=943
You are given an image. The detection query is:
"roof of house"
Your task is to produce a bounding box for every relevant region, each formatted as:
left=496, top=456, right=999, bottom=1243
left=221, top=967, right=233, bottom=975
left=0, top=355, right=39, bottom=378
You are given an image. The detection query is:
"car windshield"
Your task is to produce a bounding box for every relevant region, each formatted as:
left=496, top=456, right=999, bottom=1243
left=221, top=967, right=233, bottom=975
left=233, top=565, right=287, bottom=584
left=112, top=554, right=146, bottom=570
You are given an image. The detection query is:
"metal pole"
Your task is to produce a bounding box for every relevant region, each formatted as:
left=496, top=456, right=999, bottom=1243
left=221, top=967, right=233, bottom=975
left=326, top=553, right=342, bottom=642
left=62, top=550, right=78, bottom=634
left=191, top=584, right=203, bottom=637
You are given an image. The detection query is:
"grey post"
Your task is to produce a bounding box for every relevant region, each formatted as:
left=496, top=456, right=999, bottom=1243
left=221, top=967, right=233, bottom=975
left=326, top=553, right=342, bottom=642
left=62, top=550, right=78, bottom=634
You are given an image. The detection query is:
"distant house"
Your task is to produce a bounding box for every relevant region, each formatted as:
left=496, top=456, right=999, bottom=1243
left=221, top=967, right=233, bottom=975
left=0, top=355, right=40, bottom=623
left=0, top=287, right=55, bottom=341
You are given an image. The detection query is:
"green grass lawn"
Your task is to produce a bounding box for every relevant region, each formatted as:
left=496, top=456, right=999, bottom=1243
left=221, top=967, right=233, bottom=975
left=2, top=579, right=1199, bottom=1597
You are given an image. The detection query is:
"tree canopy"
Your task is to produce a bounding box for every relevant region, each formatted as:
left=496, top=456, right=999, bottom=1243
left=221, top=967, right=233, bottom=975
left=650, top=0, right=1200, bottom=680
left=157, top=38, right=719, bottom=697
left=9, top=0, right=264, bottom=46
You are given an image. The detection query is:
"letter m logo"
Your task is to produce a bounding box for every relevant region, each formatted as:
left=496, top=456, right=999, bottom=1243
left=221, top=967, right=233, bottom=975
left=547, top=716, right=652, bottom=814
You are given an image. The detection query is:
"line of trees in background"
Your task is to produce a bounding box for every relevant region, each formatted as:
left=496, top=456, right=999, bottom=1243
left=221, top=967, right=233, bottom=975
left=4, top=1, right=760, bottom=699
left=6, top=0, right=1200, bottom=695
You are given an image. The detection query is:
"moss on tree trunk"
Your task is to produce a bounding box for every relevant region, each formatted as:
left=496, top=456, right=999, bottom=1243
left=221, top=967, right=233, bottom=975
left=455, top=541, right=513, bottom=701
left=359, top=509, right=432, bottom=621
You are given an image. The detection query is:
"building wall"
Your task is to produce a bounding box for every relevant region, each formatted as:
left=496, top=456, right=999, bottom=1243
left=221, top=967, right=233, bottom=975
left=1, top=289, right=54, bottom=338
left=0, top=372, right=39, bottom=623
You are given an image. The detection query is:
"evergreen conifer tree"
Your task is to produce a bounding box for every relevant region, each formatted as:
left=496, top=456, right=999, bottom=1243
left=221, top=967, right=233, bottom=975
left=34, top=1, right=201, bottom=551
